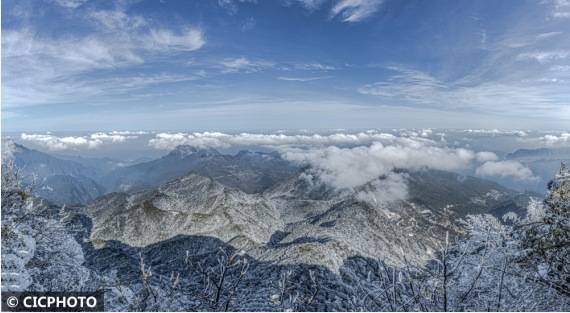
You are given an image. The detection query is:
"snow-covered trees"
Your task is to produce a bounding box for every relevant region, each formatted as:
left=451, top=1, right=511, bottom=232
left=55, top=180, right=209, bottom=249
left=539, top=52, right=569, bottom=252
left=418, top=163, right=570, bottom=311
left=518, top=163, right=570, bottom=296
left=1, top=161, right=95, bottom=292
left=337, top=163, right=570, bottom=311
left=1, top=157, right=569, bottom=311
left=436, top=214, right=568, bottom=311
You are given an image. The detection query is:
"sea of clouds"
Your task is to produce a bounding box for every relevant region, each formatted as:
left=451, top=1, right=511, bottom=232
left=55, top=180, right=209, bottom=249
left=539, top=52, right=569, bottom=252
left=13, top=129, right=557, bottom=204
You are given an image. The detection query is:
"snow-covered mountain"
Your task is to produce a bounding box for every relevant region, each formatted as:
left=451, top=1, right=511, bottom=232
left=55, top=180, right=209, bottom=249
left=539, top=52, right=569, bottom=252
left=2, top=146, right=567, bottom=311
left=103, top=145, right=298, bottom=193
left=88, top=173, right=283, bottom=248
left=88, top=164, right=533, bottom=272
left=1, top=141, right=106, bottom=205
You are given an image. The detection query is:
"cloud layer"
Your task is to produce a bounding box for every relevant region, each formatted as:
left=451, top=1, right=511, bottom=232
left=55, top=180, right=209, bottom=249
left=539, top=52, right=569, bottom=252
left=282, top=140, right=476, bottom=189
left=20, top=131, right=143, bottom=150
left=148, top=131, right=400, bottom=150
left=147, top=130, right=538, bottom=203
left=475, top=160, right=537, bottom=181
left=540, top=132, right=570, bottom=145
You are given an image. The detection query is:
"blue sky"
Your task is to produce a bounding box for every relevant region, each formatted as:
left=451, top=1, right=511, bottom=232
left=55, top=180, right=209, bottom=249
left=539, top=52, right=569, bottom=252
left=2, top=0, right=570, bottom=131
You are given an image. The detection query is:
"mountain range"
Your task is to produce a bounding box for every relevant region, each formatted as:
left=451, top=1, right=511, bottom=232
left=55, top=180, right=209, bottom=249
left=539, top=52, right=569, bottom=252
left=3, top=140, right=566, bottom=311
left=88, top=164, right=534, bottom=272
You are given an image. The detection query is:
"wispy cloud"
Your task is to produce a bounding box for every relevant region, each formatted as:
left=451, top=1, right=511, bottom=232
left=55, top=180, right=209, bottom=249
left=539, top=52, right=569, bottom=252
left=463, top=129, right=528, bottom=137
left=358, top=66, right=570, bottom=119
left=517, top=50, right=570, bottom=63
left=293, top=63, right=336, bottom=71
left=219, top=57, right=275, bottom=73
left=2, top=4, right=205, bottom=108
left=292, top=0, right=383, bottom=22
left=52, top=0, right=88, bottom=9
left=330, top=0, right=383, bottom=23
left=146, top=28, right=205, bottom=53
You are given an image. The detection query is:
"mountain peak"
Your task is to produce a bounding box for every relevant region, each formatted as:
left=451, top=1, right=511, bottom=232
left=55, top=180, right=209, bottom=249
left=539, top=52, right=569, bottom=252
left=169, top=145, right=220, bottom=158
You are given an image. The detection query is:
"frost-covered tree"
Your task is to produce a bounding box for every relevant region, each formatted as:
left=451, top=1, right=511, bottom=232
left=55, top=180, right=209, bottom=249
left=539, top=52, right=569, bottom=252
left=435, top=214, right=569, bottom=311
left=518, top=163, right=570, bottom=296
left=1, top=160, right=96, bottom=292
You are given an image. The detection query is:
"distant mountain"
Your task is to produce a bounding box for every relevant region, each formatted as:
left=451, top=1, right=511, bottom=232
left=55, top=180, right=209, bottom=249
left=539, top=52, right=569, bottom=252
left=506, top=147, right=570, bottom=161
left=505, top=147, right=570, bottom=194
left=88, top=173, right=283, bottom=248
left=36, top=175, right=105, bottom=206
left=90, top=167, right=534, bottom=272
left=103, top=145, right=298, bottom=193
left=1, top=142, right=298, bottom=204
left=405, top=169, right=533, bottom=217
left=2, top=141, right=106, bottom=205
left=53, top=153, right=124, bottom=173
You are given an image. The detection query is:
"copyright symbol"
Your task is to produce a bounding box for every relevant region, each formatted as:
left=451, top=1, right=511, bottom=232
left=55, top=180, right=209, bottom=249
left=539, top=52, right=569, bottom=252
left=6, top=296, right=18, bottom=308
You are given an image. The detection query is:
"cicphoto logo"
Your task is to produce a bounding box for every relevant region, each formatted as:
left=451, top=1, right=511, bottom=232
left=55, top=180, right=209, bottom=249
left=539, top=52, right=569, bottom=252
left=2, top=291, right=104, bottom=312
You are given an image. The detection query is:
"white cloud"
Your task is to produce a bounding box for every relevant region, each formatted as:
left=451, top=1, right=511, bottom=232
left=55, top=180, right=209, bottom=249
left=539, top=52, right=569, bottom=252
left=516, top=132, right=570, bottom=147
left=517, top=50, right=570, bottom=63
left=21, top=134, right=98, bottom=150
left=539, top=132, right=570, bottom=145
left=110, top=130, right=150, bottom=135
left=220, top=57, right=274, bottom=73
left=475, top=160, right=537, bottom=181
left=536, top=31, right=563, bottom=39
left=89, top=8, right=204, bottom=53
left=148, top=131, right=401, bottom=150
left=420, top=129, right=432, bottom=137
left=93, top=73, right=201, bottom=91
left=331, top=0, right=383, bottom=23
left=2, top=5, right=205, bottom=108
left=146, top=28, right=205, bottom=52
left=476, top=151, right=499, bottom=162
left=355, top=173, right=409, bottom=205
left=293, top=63, right=336, bottom=71
left=52, top=0, right=88, bottom=9
left=89, top=9, right=147, bottom=31
left=20, top=132, right=138, bottom=150
left=291, top=0, right=382, bottom=23
left=357, top=66, right=569, bottom=119
left=89, top=132, right=133, bottom=143
left=282, top=141, right=476, bottom=189
left=463, top=129, right=528, bottom=137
